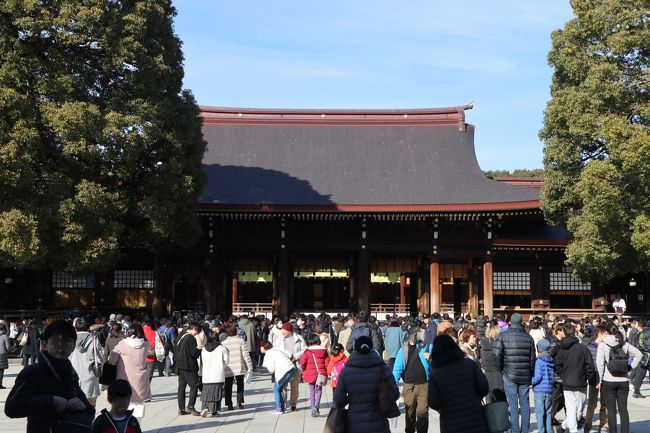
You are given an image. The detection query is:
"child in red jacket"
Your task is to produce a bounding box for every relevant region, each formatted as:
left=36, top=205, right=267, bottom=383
left=300, top=334, right=329, bottom=417
left=326, top=343, right=348, bottom=389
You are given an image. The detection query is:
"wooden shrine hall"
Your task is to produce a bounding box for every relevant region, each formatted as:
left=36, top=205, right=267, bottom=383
left=3, top=105, right=633, bottom=319
left=190, top=105, right=603, bottom=318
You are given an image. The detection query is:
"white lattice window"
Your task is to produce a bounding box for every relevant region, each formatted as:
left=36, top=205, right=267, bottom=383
left=493, top=272, right=530, bottom=292
left=113, top=270, right=154, bottom=289
left=549, top=267, right=591, bottom=292
left=52, top=272, right=94, bottom=289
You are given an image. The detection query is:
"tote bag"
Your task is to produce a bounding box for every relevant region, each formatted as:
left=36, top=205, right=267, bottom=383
left=323, top=407, right=347, bottom=433
left=483, top=400, right=511, bottom=433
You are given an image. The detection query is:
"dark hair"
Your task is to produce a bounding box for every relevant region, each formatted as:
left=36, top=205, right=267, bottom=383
left=74, top=316, right=89, bottom=332
left=607, top=323, right=625, bottom=343
left=564, top=323, right=576, bottom=338
left=225, top=324, right=238, bottom=337
left=107, top=379, right=132, bottom=397
left=358, top=311, right=368, bottom=323
left=596, top=322, right=609, bottom=335
left=260, top=340, right=272, bottom=350
left=110, top=323, right=122, bottom=338
left=442, top=326, right=458, bottom=340
left=42, top=320, right=76, bottom=342
left=331, top=343, right=344, bottom=355
left=204, top=334, right=221, bottom=352
left=307, top=333, right=321, bottom=346
left=126, top=323, right=144, bottom=339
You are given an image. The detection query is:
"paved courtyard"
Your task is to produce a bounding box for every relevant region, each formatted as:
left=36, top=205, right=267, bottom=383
left=1, top=359, right=650, bottom=433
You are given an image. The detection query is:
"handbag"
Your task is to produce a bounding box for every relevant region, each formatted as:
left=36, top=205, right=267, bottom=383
left=312, top=352, right=327, bottom=386
left=378, top=366, right=400, bottom=418
left=51, top=409, right=93, bottom=433
left=98, top=362, right=117, bottom=385
left=19, top=332, right=28, bottom=346
left=640, top=352, right=650, bottom=369
left=483, top=400, right=511, bottom=433
left=323, top=407, right=347, bottom=433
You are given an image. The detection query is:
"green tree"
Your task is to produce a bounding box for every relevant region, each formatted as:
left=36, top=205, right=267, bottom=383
left=483, top=168, right=545, bottom=178
left=0, top=0, right=205, bottom=273
left=540, top=0, right=650, bottom=282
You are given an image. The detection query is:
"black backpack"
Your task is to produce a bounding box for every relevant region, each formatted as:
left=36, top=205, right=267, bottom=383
left=606, top=343, right=629, bottom=377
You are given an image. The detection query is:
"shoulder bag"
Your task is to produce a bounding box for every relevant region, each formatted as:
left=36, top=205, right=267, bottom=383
left=312, top=351, right=327, bottom=386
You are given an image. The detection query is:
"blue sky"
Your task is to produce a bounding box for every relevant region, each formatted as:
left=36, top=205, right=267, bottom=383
left=173, top=1, right=574, bottom=171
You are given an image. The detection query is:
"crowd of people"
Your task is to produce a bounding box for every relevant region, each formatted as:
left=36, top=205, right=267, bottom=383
left=0, top=309, right=649, bottom=433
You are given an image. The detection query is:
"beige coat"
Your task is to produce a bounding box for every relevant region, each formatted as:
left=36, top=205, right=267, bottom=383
left=222, top=336, right=253, bottom=377
left=109, top=337, right=152, bottom=403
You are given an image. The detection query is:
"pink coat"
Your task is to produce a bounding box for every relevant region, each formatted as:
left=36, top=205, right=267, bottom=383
left=300, top=346, right=329, bottom=384
left=109, top=338, right=152, bottom=403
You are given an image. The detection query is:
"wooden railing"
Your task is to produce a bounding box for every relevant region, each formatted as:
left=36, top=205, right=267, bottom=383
left=370, top=303, right=410, bottom=316
left=232, top=302, right=273, bottom=314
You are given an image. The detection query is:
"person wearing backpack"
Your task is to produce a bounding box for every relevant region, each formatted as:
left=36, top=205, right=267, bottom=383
left=326, top=343, right=348, bottom=391
left=392, top=329, right=432, bottom=433
left=345, top=311, right=381, bottom=355
left=596, top=323, right=643, bottom=433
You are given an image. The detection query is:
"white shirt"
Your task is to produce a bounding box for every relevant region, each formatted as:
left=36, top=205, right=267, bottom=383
left=613, top=298, right=626, bottom=313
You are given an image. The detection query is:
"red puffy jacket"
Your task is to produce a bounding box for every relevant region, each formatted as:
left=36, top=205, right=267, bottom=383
left=300, top=346, right=329, bottom=384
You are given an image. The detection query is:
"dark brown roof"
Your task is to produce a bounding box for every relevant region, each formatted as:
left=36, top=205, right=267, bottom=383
left=198, top=106, right=540, bottom=211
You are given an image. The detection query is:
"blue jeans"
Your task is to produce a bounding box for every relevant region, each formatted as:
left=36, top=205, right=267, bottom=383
left=504, top=377, right=530, bottom=433
left=273, top=368, right=296, bottom=411
left=534, top=393, right=552, bottom=433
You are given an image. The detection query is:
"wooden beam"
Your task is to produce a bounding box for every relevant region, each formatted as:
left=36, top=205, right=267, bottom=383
left=429, top=261, right=440, bottom=314
left=483, top=258, right=494, bottom=318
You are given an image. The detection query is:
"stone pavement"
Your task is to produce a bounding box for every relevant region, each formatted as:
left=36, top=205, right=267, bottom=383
left=1, top=359, right=650, bottom=433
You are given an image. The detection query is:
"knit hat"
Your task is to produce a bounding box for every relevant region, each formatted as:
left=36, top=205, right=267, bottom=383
left=354, top=335, right=372, bottom=354
left=282, top=322, right=293, bottom=333
left=510, top=313, right=522, bottom=325
left=537, top=338, right=550, bottom=353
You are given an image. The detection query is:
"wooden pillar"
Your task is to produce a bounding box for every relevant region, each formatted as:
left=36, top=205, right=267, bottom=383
left=231, top=273, right=239, bottom=311
left=202, top=252, right=217, bottom=316
left=399, top=274, right=406, bottom=307
left=468, top=259, right=479, bottom=319
left=358, top=249, right=370, bottom=313
left=483, top=258, right=494, bottom=318
left=152, top=255, right=164, bottom=318
left=275, top=248, right=289, bottom=318
left=429, top=260, right=440, bottom=314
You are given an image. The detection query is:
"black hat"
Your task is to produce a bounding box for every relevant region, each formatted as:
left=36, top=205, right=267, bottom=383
left=354, top=335, right=373, bottom=354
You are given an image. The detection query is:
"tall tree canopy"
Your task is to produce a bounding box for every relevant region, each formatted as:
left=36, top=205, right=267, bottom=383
left=0, top=0, right=205, bottom=273
left=540, top=0, right=650, bottom=282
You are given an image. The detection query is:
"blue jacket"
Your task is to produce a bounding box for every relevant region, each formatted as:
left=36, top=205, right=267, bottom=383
left=532, top=355, right=554, bottom=394
left=384, top=326, right=406, bottom=358
left=392, top=343, right=432, bottom=383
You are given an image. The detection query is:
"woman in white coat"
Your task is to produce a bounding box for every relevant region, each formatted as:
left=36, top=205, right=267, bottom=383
left=200, top=334, right=229, bottom=417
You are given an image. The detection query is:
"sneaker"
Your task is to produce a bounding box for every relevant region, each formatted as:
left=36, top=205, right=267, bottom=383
left=201, top=409, right=209, bottom=418
left=291, top=406, right=297, bottom=412
left=271, top=409, right=285, bottom=415
left=311, top=407, right=317, bottom=417
left=178, top=410, right=189, bottom=416
left=238, top=403, right=244, bottom=410
left=633, top=392, right=645, bottom=398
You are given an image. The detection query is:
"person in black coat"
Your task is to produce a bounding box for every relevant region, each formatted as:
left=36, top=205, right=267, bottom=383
left=334, top=336, right=399, bottom=433
left=5, top=320, right=95, bottom=433
left=493, top=312, right=535, bottom=433
left=480, top=323, right=505, bottom=403
left=428, top=334, right=489, bottom=433
left=174, top=323, right=203, bottom=416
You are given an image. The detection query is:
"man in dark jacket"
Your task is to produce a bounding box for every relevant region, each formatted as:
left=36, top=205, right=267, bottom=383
left=584, top=323, right=608, bottom=433
left=555, top=322, right=594, bottom=433
left=548, top=322, right=566, bottom=425
left=631, top=319, right=650, bottom=398
left=175, top=324, right=202, bottom=416
left=494, top=313, right=535, bottom=433
left=422, top=314, right=437, bottom=347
